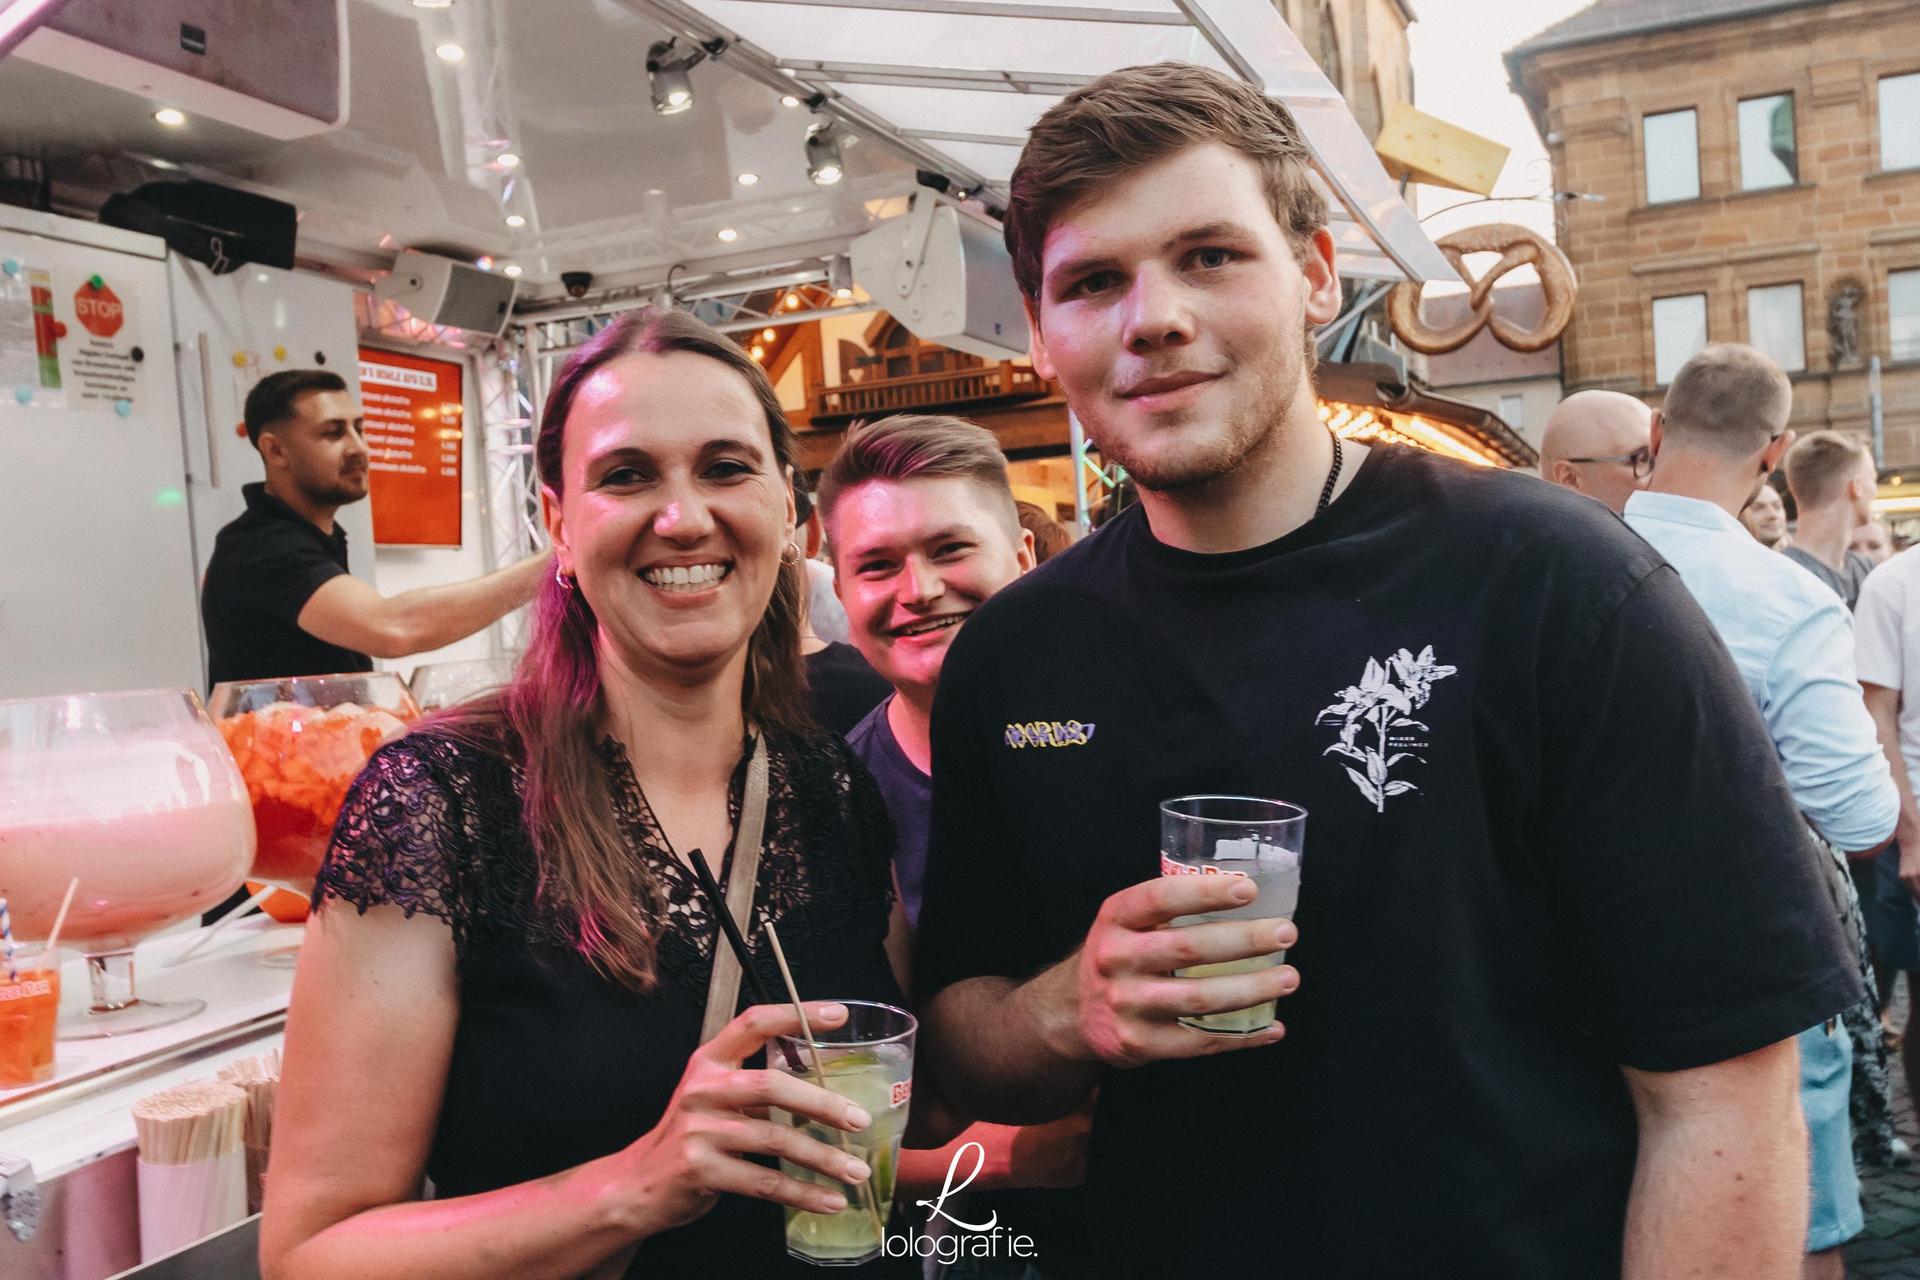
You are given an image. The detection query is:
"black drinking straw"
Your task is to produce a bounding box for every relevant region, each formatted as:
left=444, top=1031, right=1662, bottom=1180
left=686, top=847, right=807, bottom=1072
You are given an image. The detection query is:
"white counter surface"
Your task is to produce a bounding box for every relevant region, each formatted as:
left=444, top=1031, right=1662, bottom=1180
left=0, top=918, right=298, bottom=1179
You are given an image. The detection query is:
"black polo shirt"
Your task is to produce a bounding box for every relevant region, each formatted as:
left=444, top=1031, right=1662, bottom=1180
left=201, top=483, right=373, bottom=686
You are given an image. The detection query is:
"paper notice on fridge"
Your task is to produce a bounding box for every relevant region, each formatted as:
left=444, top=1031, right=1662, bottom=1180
left=0, top=265, right=67, bottom=406
left=55, top=268, right=146, bottom=411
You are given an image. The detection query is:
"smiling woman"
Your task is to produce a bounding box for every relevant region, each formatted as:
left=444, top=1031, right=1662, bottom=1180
left=260, top=309, right=922, bottom=1280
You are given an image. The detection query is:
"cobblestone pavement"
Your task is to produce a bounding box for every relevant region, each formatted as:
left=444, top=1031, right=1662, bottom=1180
left=1851, top=982, right=1920, bottom=1278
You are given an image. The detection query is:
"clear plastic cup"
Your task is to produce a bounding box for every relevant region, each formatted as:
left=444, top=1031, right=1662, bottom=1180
left=1160, top=795, right=1306, bottom=1035
left=0, top=946, right=61, bottom=1088
left=770, top=1001, right=917, bottom=1266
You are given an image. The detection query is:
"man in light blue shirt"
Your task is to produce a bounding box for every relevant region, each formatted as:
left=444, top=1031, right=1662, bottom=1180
left=1625, top=342, right=1897, bottom=1280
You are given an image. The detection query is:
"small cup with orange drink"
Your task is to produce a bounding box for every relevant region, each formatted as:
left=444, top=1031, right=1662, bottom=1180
left=0, top=946, right=61, bottom=1089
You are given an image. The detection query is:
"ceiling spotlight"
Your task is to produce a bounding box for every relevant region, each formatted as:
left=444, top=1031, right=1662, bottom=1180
left=784, top=293, right=802, bottom=310
left=781, top=94, right=801, bottom=108
left=435, top=42, right=465, bottom=63
left=762, top=327, right=776, bottom=342
left=827, top=254, right=853, bottom=298
left=751, top=344, right=766, bottom=360
left=737, top=172, right=759, bottom=186
left=717, top=227, right=739, bottom=242
left=497, top=151, right=521, bottom=169
left=153, top=107, right=187, bottom=127
left=475, top=255, right=494, bottom=270
left=412, top=0, right=453, bottom=8
left=805, top=123, right=844, bottom=186
left=505, top=213, right=526, bottom=228
left=503, top=263, right=522, bottom=278
left=647, top=38, right=707, bottom=116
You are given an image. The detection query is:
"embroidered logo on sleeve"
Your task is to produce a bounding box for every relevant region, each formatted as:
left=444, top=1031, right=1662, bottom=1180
left=1315, top=646, right=1457, bottom=812
left=1004, top=720, right=1097, bottom=749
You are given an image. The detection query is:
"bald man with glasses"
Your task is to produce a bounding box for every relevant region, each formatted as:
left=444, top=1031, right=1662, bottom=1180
left=1540, top=390, right=1655, bottom=515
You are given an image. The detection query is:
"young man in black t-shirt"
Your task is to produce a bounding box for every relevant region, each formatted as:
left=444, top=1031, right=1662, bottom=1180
left=818, top=416, right=1096, bottom=1278
left=912, top=63, right=1860, bottom=1279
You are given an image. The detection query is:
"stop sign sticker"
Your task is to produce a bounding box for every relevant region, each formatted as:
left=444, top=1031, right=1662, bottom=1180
left=74, top=276, right=124, bottom=338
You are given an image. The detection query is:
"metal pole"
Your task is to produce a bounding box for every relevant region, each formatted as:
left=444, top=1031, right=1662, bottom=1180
left=1871, top=355, right=1886, bottom=467
left=1069, top=410, right=1091, bottom=536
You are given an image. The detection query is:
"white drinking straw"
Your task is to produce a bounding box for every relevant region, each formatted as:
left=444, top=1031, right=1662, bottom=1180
left=42, top=878, right=79, bottom=958
left=764, top=919, right=886, bottom=1243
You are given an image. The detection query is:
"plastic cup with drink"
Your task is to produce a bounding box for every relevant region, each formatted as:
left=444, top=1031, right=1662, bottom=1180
left=1159, top=795, right=1305, bottom=1036
left=770, top=1000, right=917, bottom=1267
left=0, top=946, right=61, bottom=1089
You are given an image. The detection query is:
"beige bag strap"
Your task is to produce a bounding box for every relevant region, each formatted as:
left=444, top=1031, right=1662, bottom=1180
left=699, top=735, right=771, bottom=1045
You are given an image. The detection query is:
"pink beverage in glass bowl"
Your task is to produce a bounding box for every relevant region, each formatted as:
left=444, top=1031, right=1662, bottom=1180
left=209, top=674, right=419, bottom=891
left=0, top=688, right=257, bottom=1036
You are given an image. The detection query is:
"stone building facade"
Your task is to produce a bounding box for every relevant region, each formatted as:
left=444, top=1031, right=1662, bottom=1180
left=1507, top=0, right=1920, bottom=463
left=1279, top=0, right=1417, bottom=143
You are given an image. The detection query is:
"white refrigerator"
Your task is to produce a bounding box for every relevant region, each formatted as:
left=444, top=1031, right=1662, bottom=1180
left=0, top=209, right=202, bottom=700
left=0, top=208, right=368, bottom=701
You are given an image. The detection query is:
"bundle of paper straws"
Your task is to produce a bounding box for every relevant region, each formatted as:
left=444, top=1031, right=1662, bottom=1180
left=217, top=1050, right=282, bottom=1212
left=132, top=1080, right=248, bottom=1167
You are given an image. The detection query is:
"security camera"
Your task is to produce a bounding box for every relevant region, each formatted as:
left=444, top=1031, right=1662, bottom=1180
left=561, top=271, right=594, bottom=299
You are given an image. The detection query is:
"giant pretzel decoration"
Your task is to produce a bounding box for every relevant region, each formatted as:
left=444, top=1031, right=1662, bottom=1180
left=1386, top=223, right=1576, bottom=355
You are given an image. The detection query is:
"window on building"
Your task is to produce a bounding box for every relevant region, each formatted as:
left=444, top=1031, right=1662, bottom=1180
left=1498, top=394, right=1525, bottom=428
left=1644, top=110, right=1700, bottom=204
left=1747, top=283, right=1806, bottom=372
left=1738, top=94, right=1797, bottom=190
left=1653, top=293, right=1708, bottom=385
left=1893, top=269, right=1920, bottom=361
left=1883, top=73, right=1920, bottom=171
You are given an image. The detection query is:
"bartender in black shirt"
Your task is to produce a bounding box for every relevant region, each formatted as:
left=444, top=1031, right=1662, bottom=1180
left=201, top=369, right=548, bottom=685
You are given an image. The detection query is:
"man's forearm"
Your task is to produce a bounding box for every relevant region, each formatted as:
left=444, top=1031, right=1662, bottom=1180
left=1621, top=1050, right=1806, bottom=1279
left=387, top=552, right=547, bottom=656
left=924, top=970, right=1099, bottom=1125
left=1865, top=687, right=1920, bottom=845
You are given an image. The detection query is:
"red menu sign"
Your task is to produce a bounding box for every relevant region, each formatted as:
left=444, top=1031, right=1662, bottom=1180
left=359, top=346, right=464, bottom=547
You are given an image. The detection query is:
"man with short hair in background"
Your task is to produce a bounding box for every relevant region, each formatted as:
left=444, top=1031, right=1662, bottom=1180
left=1783, top=431, right=1881, bottom=609
left=1854, top=519, right=1894, bottom=567
left=818, top=414, right=1092, bottom=1279
left=1538, top=388, right=1655, bottom=515
left=1624, top=342, right=1897, bottom=1277
left=1852, top=536, right=1920, bottom=1140
left=1742, top=480, right=1790, bottom=549
left=201, top=369, right=547, bottom=685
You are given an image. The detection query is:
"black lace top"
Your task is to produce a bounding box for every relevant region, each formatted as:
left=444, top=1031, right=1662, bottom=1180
left=314, top=726, right=913, bottom=1279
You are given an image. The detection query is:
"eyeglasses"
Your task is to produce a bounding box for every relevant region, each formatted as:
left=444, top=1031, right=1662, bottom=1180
left=1563, top=446, right=1653, bottom=479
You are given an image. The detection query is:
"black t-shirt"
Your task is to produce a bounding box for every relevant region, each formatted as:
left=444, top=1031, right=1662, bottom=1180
left=807, top=641, right=893, bottom=735
left=201, top=483, right=373, bottom=686
left=916, top=443, right=1860, bottom=1279
left=846, top=697, right=1098, bottom=1278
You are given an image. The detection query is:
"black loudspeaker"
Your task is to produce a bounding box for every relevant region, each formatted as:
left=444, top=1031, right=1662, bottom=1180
left=99, top=180, right=297, bottom=275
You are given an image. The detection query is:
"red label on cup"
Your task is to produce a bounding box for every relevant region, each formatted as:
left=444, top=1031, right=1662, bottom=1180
left=1160, top=852, right=1248, bottom=879
left=0, top=978, right=53, bottom=1002
left=891, top=1080, right=912, bottom=1108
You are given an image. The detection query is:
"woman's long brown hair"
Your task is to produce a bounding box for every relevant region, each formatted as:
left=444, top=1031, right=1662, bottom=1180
left=434, top=307, right=810, bottom=991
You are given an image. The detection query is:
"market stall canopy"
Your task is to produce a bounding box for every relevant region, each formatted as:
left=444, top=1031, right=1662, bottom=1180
left=0, top=0, right=1455, bottom=301
left=627, top=0, right=1457, bottom=284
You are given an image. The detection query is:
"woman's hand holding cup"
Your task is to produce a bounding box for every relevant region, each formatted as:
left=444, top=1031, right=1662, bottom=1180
left=613, top=1001, right=875, bottom=1238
